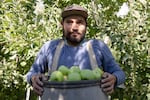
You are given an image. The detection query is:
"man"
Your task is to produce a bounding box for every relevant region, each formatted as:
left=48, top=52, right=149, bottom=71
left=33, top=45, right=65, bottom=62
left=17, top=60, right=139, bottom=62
left=26, top=4, right=125, bottom=96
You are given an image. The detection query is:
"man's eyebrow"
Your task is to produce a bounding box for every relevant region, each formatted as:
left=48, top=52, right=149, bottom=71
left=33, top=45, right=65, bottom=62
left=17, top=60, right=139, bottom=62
left=78, top=19, right=86, bottom=23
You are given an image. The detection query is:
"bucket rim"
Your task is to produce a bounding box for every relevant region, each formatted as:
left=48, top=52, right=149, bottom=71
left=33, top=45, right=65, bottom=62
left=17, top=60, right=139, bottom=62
left=43, top=80, right=101, bottom=89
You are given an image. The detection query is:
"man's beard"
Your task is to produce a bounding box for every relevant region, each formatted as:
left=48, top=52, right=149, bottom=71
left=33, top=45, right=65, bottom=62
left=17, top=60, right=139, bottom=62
left=63, top=30, right=85, bottom=45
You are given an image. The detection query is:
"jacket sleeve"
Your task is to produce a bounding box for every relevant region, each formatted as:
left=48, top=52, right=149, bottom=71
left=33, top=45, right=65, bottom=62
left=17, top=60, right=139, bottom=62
left=26, top=41, right=50, bottom=85
left=93, top=40, right=126, bottom=86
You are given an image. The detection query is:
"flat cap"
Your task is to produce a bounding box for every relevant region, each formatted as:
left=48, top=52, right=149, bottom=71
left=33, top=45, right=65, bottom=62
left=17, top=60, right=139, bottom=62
left=61, top=4, right=88, bottom=19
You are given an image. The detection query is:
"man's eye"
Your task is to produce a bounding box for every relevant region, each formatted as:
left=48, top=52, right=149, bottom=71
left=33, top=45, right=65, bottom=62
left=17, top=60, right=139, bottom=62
left=77, top=20, right=84, bottom=24
left=66, top=20, right=72, bottom=23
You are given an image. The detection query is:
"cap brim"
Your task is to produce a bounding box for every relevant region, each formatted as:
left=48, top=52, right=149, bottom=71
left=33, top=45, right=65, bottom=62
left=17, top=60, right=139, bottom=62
left=62, top=10, right=88, bottom=19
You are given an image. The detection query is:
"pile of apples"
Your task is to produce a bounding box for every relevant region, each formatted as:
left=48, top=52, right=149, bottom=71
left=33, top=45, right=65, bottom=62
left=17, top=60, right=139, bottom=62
left=49, top=65, right=103, bottom=82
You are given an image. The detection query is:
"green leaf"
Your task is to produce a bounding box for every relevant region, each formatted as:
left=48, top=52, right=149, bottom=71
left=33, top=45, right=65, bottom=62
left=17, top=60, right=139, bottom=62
left=20, top=61, right=26, bottom=66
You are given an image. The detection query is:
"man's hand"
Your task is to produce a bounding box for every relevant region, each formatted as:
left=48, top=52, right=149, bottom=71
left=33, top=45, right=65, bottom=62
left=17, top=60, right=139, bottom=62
left=101, top=72, right=117, bottom=95
left=31, top=74, right=47, bottom=96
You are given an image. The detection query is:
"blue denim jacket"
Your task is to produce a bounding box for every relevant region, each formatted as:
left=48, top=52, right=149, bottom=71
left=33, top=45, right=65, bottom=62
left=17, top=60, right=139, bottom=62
left=26, top=39, right=125, bottom=86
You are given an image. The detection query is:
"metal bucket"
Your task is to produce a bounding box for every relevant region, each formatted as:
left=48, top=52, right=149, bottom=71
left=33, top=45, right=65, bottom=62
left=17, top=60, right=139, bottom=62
left=40, top=80, right=108, bottom=100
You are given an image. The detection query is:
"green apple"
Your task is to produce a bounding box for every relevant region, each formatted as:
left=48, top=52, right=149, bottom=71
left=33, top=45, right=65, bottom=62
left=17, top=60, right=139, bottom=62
left=93, top=67, right=103, bottom=80
left=58, top=65, right=69, bottom=75
left=69, top=66, right=80, bottom=73
left=80, top=69, right=95, bottom=80
left=49, top=71, right=64, bottom=82
left=96, top=67, right=103, bottom=75
left=67, top=72, right=81, bottom=81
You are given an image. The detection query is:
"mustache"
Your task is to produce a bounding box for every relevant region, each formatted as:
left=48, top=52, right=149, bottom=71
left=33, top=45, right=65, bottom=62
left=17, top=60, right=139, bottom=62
left=70, top=31, right=81, bottom=35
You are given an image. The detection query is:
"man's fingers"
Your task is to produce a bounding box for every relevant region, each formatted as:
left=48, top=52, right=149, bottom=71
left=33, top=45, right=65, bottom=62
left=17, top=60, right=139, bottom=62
left=101, top=84, right=114, bottom=95
left=101, top=72, right=111, bottom=83
left=35, top=75, right=44, bottom=86
left=105, top=88, right=114, bottom=95
left=101, top=80, right=114, bottom=94
left=101, top=81, right=112, bottom=88
left=33, top=81, right=43, bottom=91
left=102, top=85, right=113, bottom=92
left=31, top=74, right=45, bottom=95
left=102, top=72, right=109, bottom=78
left=101, top=72, right=116, bottom=94
left=33, top=86, right=43, bottom=96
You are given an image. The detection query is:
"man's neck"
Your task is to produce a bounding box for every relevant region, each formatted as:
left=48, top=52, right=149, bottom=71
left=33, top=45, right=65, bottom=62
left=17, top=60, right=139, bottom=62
left=63, top=38, right=85, bottom=47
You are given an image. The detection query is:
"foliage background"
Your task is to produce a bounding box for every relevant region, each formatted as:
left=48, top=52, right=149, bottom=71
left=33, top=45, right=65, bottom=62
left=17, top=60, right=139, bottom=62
left=0, top=0, right=149, bottom=100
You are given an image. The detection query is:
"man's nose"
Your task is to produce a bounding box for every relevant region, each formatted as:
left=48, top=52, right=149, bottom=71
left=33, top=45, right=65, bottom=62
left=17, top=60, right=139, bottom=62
left=71, top=23, right=78, bottom=31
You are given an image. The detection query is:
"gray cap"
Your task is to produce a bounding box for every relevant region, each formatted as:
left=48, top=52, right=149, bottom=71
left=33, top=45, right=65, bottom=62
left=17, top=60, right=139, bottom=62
left=61, top=4, right=88, bottom=19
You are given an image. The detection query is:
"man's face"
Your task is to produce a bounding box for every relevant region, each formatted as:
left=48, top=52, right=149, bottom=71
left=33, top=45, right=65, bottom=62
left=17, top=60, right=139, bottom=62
left=62, top=15, right=87, bottom=46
